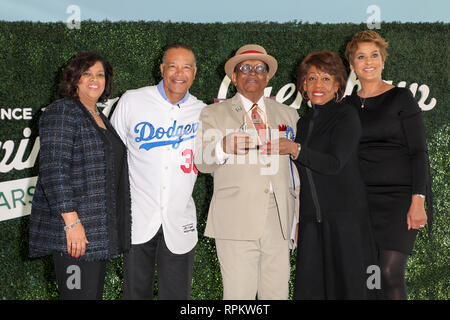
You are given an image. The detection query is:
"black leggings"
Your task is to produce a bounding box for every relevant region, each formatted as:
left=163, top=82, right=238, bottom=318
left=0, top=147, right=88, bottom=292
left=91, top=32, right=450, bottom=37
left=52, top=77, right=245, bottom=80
left=379, top=249, right=409, bottom=300
left=53, top=252, right=107, bottom=300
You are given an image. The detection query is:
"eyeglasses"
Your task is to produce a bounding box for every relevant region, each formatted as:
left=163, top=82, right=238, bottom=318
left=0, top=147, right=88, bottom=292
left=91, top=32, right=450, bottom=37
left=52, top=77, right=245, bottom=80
left=238, top=64, right=268, bottom=75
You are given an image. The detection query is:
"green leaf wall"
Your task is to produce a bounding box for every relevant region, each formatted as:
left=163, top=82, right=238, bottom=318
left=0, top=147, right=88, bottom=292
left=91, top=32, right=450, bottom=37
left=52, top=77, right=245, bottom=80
left=0, top=21, right=448, bottom=299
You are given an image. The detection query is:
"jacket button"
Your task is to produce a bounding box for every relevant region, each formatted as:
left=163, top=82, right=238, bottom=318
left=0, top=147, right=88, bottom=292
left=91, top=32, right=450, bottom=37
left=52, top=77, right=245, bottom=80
left=266, top=163, right=271, bottom=168
left=264, top=189, right=269, bottom=193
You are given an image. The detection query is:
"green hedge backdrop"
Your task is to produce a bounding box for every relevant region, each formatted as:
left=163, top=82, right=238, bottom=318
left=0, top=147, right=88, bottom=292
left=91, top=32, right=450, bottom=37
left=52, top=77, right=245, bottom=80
left=0, top=21, right=448, bottom=300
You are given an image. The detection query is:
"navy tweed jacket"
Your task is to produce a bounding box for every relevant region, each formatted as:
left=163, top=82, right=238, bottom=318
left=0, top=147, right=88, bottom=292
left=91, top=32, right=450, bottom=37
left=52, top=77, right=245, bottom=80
left=29, top=98, right=131, bottom=261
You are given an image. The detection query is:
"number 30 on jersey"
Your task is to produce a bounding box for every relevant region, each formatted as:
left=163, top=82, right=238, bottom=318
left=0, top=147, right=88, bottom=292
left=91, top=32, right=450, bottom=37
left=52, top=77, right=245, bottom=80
left=180, top=149, right=198, bottom=174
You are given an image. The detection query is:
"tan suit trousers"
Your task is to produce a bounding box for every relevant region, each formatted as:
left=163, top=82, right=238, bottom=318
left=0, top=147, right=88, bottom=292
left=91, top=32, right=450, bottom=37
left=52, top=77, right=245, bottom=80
left=215, top=194, right=290, bottom=300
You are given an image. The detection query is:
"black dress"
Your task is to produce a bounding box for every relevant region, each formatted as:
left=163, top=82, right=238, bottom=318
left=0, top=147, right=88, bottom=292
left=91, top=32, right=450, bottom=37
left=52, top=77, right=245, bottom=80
left=292, top=100, right=377, bottom=300
left=344, top=87, right=433, bottom=255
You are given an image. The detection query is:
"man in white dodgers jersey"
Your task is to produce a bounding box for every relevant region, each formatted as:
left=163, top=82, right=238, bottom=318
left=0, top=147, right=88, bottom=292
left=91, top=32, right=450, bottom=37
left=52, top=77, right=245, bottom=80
left=111, top=42, right=206, bottom=299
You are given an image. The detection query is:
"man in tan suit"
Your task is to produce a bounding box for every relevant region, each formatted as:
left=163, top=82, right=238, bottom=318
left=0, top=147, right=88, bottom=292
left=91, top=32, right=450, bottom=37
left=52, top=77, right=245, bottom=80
left=194, top=44, right=300, bottom=299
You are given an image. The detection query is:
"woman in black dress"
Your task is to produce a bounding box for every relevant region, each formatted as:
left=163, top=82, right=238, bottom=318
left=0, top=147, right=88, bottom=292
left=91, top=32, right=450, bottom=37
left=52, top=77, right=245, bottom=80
left=273, top=51, right=377, bottom=299
left=344, top=30, right=432, bottom=300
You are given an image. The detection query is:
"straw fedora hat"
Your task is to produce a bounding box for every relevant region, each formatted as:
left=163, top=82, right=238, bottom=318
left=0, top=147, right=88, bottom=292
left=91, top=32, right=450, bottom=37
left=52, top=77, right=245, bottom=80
left=224, top=44, right=278, bottom=80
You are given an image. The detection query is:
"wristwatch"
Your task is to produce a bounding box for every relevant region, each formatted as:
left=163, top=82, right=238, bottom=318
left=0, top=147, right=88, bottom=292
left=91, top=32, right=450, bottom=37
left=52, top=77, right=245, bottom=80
left=413, top=194, right=426, bottom=199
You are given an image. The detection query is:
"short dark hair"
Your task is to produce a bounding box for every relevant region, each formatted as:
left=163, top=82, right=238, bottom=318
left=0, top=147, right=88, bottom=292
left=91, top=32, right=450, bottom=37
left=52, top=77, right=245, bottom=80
left=298, top=51, right=348, bottom=102
left=59, top=52, right=114, bottom=104
left=345, top=30, right=389, bottom=64
left=162, top=42, right=196, bottom=65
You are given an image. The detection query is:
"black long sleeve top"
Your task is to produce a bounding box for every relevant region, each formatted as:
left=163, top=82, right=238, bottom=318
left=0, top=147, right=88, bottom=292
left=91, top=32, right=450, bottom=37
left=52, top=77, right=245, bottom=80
left=344, top=86, right=433, bottom=230
left=293, top=100, right=369, bottom=223
left=345, top=87, right=429, bottom=194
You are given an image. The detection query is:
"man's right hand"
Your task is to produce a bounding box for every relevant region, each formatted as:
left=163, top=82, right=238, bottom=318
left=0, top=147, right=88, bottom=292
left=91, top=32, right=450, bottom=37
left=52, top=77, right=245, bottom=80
left=222, top=132, right=255, bottom=155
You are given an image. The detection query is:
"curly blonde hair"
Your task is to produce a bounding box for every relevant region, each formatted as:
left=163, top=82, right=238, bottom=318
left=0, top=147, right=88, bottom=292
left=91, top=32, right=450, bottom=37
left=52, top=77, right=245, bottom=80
left=345, top=30, right=389, bottom=64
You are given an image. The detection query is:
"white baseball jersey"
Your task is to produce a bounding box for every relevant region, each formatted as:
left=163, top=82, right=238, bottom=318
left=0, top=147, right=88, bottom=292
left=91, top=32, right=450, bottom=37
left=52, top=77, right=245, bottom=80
left=111, top=84, right=205, bottom=254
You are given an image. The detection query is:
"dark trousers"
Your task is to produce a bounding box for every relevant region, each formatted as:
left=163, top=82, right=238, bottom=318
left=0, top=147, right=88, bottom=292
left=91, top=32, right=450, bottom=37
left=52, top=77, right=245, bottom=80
left=53, top=252, right=107, bottom=300
left=123, top=226, right=195, bottom=300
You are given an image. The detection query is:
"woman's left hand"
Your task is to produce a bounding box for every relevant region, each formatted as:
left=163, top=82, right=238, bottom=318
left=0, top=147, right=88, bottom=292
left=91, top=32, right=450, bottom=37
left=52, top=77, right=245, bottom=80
left=407, top=195, right=428, bottom=230
left=262, top=138, right=298, bottom=157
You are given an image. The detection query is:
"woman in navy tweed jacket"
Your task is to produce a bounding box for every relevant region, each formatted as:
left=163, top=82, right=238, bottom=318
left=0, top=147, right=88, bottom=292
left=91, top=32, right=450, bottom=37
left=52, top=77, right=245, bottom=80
left=29, top=52, right=131, bottom=299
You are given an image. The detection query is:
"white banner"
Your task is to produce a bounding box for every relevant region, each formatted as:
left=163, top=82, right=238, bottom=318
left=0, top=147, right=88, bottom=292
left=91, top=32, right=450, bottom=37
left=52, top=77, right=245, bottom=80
left=0, top=176, right=37, bottom=222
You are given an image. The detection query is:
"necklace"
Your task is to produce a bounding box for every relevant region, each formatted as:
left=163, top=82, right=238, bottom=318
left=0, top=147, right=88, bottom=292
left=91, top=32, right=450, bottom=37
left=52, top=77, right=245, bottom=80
left=88, top=108, right=100, bottom=116
left=359, top=96, right=366, bottom=109
left=358, top=82, right=386, bottom=108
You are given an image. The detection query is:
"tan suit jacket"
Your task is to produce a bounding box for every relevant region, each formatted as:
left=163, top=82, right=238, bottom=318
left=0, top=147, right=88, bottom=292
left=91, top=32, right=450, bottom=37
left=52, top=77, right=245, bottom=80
left=194, top=94, right=300, bottom=240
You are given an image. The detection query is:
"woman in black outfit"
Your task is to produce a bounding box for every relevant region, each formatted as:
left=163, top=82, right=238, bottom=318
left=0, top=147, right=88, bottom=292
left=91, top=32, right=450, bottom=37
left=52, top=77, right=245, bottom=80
left=344, top=30, right=432, bottom=300
left=274, top=51, right=377, bottom=299
left=29, top=52, right=131, bottom=299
